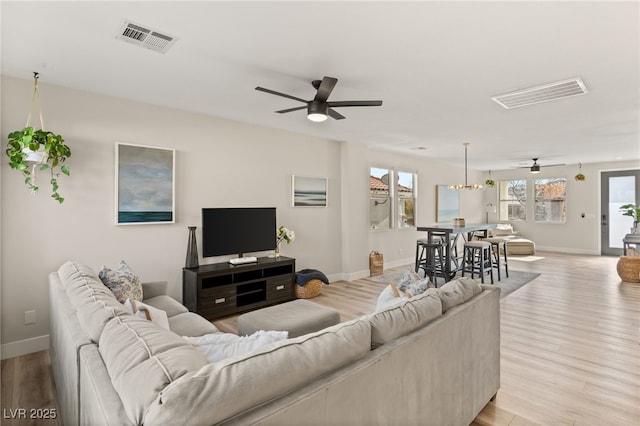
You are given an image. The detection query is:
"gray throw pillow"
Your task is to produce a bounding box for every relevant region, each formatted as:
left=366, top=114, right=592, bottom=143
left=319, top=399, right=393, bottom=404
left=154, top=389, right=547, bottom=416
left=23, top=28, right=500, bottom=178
left=99, top=260, right=143, bottom=303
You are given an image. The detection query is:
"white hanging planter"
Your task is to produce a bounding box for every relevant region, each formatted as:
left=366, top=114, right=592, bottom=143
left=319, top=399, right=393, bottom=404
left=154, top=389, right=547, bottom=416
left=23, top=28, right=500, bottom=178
left=23, top=147, right=47, bottom=164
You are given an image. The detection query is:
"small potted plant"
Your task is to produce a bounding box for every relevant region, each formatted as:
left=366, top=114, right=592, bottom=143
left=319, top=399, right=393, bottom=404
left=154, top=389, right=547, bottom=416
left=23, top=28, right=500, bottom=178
left=574, top=173, right=585, bottom=182
left=485, top=179, right=495, bottom=188
left=6, top=127, right=71, bottom=203
left=619, top=204, right=640, bottom=234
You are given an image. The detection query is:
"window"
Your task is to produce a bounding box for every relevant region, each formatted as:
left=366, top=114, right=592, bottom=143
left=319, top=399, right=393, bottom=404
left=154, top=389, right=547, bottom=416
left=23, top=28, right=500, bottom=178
left=534, top=178, right=567, bottom=223
left=370, top=167, right=391, bottom=229
left=370, top=167, right=417, bottom=230
left=499, top=180, right=527, bottom=221
left=397, top=171, right=416, bottom=228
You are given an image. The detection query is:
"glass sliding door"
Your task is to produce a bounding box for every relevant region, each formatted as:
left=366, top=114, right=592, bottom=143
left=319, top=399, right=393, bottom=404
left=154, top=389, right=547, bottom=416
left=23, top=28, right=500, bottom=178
left=601, top=170, right=639, bottom=255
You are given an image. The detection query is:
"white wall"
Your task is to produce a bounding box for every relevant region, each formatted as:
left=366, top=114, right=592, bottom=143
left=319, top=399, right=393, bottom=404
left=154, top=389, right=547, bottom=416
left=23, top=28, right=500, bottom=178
left=482, top=161, right=640, bottom=254
left=0, top=75, right=488, bottom=357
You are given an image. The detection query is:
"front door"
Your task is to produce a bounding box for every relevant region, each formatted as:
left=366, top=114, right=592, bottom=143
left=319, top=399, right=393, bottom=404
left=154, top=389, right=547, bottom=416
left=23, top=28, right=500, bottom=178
left=601, top=170, right=640, bottom=256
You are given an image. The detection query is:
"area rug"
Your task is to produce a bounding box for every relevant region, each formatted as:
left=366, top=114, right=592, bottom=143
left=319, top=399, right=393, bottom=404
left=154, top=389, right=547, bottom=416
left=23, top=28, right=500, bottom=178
left=366, top=268, right=540, bottom=298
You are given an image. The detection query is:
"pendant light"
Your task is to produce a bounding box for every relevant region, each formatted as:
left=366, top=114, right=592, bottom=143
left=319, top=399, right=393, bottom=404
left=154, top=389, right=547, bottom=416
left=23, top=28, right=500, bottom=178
left=449, top=143, right=484, bottom=190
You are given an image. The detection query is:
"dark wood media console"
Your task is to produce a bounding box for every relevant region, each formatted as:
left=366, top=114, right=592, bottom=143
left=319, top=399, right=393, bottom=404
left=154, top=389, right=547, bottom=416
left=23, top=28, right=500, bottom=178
left=183, top=256, right=296, bottom=320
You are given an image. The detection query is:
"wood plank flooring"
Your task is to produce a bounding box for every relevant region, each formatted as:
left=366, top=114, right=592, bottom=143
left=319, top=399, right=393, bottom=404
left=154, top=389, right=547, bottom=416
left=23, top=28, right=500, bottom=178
left=2, top=252, right=638, bottom=425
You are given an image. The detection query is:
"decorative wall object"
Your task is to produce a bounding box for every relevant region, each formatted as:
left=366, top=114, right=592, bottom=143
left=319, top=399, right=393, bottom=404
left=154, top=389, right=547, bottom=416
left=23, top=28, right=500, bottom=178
left=292, top=175, right=327, bottom=207
left=436, top=185, right=460, bottom=222
left=185, top=226, right=199, bottom=268
left=115, top=143, right=175, bottom=224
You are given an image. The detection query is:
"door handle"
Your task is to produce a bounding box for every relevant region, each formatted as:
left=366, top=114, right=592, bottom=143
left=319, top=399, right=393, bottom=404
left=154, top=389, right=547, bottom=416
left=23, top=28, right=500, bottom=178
left=601, top=214, right=607, bottom=226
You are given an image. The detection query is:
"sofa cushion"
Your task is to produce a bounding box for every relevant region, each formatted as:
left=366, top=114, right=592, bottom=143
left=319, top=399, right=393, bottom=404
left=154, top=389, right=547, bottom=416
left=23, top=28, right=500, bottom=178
left=144, top=295, right=189, bottom=318
left=57, top=261, right=130, bottom=342
left=143, top=318, right=372, bottom=425
left=98, top=315, right=209, bottom=425
left=437, top=277, right=483, bottom=312
left=368, top=288, right=442, bottom=348
left=99, top=261, right=143, bottom=303
left=168, top=312, right=218, bottom=337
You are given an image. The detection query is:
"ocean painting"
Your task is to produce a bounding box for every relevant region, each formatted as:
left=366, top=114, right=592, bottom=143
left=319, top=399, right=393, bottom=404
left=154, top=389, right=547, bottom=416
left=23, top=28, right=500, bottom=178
left=116, top=143, right=175, bottom=225
left=292, top=176, right=327, bottom=207
left=436, top=185, right=459, bottom=223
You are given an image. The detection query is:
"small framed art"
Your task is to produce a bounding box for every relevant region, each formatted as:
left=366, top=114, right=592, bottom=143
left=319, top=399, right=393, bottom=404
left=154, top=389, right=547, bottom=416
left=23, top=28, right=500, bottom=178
left=292, top=175, right=328, bottom=207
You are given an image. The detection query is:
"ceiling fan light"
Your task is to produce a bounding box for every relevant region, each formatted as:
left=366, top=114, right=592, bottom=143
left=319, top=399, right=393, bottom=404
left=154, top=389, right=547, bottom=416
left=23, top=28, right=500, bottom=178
left=531, top=165, right=541, bottom=173
left=307, top=112, right=327, bottom=122
left=307, top=101, right=328, bottom=122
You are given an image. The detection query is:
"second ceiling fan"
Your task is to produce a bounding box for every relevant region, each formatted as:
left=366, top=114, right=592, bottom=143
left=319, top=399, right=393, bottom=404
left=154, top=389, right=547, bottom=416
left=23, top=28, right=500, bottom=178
left=255, top=76, right=382, bottom=122
left=520, top=158, right=566, bottom=174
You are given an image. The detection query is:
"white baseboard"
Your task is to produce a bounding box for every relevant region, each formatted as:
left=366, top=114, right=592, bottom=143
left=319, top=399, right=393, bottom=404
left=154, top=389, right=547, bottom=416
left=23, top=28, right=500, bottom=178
left=1, top=335, right=49, bottom=360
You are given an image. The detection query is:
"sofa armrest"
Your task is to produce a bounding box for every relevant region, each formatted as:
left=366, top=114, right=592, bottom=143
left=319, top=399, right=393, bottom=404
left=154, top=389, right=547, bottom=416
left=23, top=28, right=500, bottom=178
left=142, top=281, right=168, bottom=299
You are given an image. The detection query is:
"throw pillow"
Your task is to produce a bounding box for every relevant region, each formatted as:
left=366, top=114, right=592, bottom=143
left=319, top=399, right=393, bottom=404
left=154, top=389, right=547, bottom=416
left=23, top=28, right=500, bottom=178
left=184, top=330, right=289, bottom=363
left=123, top=298, right=170, bottom=330
left=99, top=260, right=143, bottom=303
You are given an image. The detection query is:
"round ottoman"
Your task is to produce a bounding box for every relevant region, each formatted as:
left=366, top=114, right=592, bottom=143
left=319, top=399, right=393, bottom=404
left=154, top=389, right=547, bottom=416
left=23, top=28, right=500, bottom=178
left=616, top=256, right=640, bottom=283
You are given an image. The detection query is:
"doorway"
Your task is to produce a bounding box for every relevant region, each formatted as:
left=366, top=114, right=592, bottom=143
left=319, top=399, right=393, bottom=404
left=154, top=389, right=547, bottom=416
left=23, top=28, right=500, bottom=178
left=601, top=170, right=640, bottom=256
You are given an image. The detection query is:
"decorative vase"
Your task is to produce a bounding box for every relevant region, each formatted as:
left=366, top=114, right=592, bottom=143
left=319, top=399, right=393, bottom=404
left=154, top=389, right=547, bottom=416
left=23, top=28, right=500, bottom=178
left=185, top=226, right=199, bottom=268
left=274, top=244, right=281, bottom=258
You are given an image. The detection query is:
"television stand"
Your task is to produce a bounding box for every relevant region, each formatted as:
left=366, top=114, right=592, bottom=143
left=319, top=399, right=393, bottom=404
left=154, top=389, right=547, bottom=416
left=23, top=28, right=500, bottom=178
left=229, top=256, right=257, bottom=265
left=183, top=256, right=295, bottom=320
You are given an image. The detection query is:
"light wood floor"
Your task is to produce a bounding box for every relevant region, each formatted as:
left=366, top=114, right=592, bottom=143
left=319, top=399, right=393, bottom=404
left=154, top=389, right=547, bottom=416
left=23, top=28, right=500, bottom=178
left=2, top=252, right=639, bottom=425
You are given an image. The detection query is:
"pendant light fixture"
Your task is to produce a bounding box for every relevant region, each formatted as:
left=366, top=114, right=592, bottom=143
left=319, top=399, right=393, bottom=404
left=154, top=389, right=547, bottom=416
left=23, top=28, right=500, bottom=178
left=449, top=143, right=484, bottom=190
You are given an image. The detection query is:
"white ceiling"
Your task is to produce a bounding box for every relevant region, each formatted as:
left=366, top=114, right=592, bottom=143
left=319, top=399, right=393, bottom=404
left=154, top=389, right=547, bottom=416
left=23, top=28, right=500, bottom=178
left=2, top=1, right=639, bottom=171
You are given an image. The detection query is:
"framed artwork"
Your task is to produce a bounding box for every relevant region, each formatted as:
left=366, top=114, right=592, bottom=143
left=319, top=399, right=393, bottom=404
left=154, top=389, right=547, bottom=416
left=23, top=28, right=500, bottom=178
left=436, top=185, right=459, bottom=223
left=292, top=175, right=328, bottom=207
left=115, top=143, right=175, bottom=225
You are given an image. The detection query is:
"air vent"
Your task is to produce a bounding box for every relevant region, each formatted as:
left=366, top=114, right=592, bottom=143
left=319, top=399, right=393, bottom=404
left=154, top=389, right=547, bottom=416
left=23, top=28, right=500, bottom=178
left=115, top=20, right=178, bottom=53
left=492, top=77, right=588, bottom=109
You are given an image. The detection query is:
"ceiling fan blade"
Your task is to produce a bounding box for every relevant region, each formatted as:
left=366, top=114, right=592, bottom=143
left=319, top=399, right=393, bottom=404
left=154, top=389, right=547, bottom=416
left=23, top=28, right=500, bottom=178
left=327, top=108, right=346, bottom=120
left=255, top=86, right=308, bottom=104
left=327, top=100, right=383, bottom=108
left=276, top=105, right=307, bottom=114
left=313, top=77, right=338, bottom=103
left=541, top=163, right=566, bottom=167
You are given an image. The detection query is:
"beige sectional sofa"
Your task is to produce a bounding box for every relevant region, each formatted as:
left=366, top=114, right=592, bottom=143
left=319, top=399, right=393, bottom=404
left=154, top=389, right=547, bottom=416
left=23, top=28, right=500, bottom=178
left=49, top=260, right=501, bottom=425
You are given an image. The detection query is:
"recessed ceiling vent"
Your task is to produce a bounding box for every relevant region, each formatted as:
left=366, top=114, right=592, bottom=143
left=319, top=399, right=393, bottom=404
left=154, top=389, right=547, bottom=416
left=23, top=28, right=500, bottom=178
left=115, top=20, right=178, bottom=53
left=492, top=77, right=588, bottom=109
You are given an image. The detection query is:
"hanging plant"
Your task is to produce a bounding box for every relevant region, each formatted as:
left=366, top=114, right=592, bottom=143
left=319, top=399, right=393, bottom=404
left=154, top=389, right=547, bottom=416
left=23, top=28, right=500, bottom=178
left=485, top=179, right=495, bottom=187
left=574, top=163, right=585, bottom=182
left=5, top=73, right=71, bottom=203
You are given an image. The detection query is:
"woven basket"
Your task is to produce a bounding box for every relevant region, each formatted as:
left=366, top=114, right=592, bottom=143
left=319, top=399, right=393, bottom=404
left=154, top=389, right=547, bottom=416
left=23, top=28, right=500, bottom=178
left=295, top=279, right=323, bottom=299
left=616, top=256, right=640, bottom=283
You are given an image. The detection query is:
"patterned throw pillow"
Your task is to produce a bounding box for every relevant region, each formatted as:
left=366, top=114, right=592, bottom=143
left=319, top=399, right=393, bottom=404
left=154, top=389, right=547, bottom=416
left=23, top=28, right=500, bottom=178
left=99, top=260, right=143, bottom=303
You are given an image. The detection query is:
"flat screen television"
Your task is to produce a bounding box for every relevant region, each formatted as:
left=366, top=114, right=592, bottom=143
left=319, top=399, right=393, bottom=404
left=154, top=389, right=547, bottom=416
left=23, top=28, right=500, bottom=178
left=202, top=207, right=276, bottom=258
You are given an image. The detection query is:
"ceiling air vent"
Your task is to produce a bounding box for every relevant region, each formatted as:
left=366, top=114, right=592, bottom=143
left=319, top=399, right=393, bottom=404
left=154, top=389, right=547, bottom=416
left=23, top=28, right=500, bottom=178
left=492, top=77, right=588, bottom=109
left=115, top=20, right=178, bottom=53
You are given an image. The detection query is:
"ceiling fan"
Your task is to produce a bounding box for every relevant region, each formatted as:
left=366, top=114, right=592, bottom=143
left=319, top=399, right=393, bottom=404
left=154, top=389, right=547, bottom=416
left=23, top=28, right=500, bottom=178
left=519, top=158, right=566, bottom=174
left=255, top=76, right=382, bottom=122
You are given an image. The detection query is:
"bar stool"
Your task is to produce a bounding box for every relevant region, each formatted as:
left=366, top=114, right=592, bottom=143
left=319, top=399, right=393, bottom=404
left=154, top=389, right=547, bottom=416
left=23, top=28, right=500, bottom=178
left=461, top=240, right=494, bottom=284
left=484, top=237, right=509, bottom=281
left=415, top=239, right=446, bottom=286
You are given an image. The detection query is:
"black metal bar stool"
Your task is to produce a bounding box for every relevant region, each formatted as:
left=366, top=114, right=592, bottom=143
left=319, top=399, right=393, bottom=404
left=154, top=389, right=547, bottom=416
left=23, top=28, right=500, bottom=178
left=461, top=240, right=494, bottom=284
left=484, top=237, right=509, bottom=281
left=415, top=239, right=446, bottom=287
